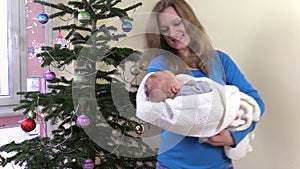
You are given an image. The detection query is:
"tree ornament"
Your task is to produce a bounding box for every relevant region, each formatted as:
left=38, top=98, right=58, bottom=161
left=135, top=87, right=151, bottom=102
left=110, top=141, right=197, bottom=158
left=82, top=159, right=94, bottom=169
left=55, top=28, right=65, bottom=46
left=122, top=21, right=132, bottom=32
left=135, top=123, right=145, bottom=135
left=78, top=10, right=90, bottom=23
left=38, top=12, right=49, bottom=24
left=44, top=70, right=56, bottom=82
left=76, top=115, right=91, bottom=128
left=0, top=155, right=5, bottom=166
left=28, top=111, right=37, bottom=119
left=21, top=118, right=36, bottom=132
left=130, top=65, right=140, bottom=75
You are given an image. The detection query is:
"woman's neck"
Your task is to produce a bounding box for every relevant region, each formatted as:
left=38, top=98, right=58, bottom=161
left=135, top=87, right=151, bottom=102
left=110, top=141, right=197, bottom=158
left=179, top=55, right=200, bottom=70
left=178, top=48, right=190, bottom=58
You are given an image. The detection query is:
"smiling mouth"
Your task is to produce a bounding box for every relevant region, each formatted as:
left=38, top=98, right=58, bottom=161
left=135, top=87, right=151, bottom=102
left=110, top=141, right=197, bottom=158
left=171, top=33, right=184, bottom=42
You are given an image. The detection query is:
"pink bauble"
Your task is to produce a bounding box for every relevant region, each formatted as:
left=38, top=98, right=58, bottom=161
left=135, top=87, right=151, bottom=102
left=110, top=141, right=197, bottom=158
left=44, top=70, right=56, bottom=82
left=82, top=159, right=94, bottom=169
left=76, top=115, right=90, bottom=128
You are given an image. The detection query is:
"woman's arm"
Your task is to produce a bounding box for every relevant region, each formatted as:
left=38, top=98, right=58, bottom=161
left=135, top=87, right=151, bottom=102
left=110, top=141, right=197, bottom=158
left=218, top=50, right=265, bottom=146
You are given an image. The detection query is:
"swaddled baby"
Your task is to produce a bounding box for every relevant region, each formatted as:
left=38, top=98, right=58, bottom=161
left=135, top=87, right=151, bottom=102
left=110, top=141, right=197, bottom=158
left=137, top=70, right=260, bottom=160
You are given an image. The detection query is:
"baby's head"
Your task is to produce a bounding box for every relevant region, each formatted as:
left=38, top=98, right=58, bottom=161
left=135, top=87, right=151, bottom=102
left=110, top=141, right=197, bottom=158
left=144, top=70, right=183, bottom=102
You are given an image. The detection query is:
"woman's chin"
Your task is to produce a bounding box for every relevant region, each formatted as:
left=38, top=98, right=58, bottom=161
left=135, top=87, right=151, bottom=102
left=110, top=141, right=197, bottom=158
left=168, top=39, right=189, bottom=50
left=172, top=43, right=188, bottom=51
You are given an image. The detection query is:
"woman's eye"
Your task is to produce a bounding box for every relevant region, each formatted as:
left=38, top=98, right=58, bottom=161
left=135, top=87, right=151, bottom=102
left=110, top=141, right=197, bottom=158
left=160, top=28, right=168, bottom=33
left=174, top=19, right=182, bottom=26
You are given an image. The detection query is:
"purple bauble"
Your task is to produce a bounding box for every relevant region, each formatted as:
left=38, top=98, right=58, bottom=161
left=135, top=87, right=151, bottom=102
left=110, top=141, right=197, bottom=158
left=44, top=71, right=56, bottom=82
left=76, top=115, right=91, bottom=128
left=82, top=159, right=94, bottom=169
left=122, top=21, right=132, bottom=32
left=38, top=13, right=49, bottom=24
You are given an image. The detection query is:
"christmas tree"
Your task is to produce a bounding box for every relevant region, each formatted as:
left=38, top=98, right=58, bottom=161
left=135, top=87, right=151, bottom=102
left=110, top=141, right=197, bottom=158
left=0, top=0, right=157, bottom=168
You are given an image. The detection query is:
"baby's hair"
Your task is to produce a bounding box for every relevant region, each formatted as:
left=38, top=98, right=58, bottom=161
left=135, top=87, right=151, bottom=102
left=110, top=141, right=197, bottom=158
left=145, top=71, right=174, bottom=90
left=144, top=71, right=183, bottom=102
left=147, top=72, right=160, bottom=81
left=144, top=73, right=161, bottom=97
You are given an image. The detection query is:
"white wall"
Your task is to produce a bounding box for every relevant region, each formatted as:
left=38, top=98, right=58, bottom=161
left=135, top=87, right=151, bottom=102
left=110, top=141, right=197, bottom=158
left=133, top=0, right=300, bottom=169
left=188, top=1, right=300, bottom=169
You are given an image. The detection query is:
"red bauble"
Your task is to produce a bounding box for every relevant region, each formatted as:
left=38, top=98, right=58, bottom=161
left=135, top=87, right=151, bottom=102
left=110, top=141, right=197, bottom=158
left=21, top=118, right=36, bottom=132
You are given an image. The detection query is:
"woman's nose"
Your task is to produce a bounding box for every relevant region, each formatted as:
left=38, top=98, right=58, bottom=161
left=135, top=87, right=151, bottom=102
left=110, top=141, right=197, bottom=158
left=168, top=26, right=177, bottom=38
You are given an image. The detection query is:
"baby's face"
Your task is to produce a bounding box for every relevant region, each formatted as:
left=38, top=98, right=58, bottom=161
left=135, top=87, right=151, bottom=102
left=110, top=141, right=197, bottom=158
left=145, top=77, right=168, bottom=102
left=145, top=71, right=178, bottom=102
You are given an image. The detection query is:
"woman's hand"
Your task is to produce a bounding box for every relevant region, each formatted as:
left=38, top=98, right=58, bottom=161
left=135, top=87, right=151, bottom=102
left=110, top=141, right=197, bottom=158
left=206, top=130, right=235, bottom=146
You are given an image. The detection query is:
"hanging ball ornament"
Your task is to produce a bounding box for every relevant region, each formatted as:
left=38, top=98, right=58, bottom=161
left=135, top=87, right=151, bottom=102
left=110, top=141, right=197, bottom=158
left=0, top=155, right=5, bottom=166
left=122, top=21, right=132, bottom=32
left=44, top=70, right=56, bottom=82
left=78, top=10, right=90, bottom=23
left=21, top=118, right=36, bottom=132
left=38, top=12, right=49, bottom=24
left=135, top=123, right=145, bottom=135
left=28, top=111, right=37, bottom=119
left=76, top=115, right=91, bottom=128
left=82, top=159, right=94, bottom=169
left=130, top=65, right=140, bottom=75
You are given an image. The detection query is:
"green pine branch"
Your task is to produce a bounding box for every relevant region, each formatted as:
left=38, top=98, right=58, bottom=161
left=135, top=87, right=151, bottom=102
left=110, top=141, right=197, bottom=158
left=0, top=0, right=158, bottom=168
left=34, top=0, right=76, bottom=17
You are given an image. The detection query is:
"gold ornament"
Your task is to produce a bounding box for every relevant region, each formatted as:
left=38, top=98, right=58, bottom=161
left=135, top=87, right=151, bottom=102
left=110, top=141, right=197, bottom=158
left=0, top=155, right=5, bottom=166
left=135, top=123, right=145, bottom=135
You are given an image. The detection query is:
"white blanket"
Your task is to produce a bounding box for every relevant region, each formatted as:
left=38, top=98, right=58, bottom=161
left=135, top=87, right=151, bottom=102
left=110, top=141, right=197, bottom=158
left=136, top=73, right=260, bottom=136
left=136, top=73, right=261, bottom=160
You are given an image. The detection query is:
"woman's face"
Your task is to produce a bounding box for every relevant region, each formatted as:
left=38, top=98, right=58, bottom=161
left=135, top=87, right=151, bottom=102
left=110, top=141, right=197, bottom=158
left=158, top=6, right=191, bottom=52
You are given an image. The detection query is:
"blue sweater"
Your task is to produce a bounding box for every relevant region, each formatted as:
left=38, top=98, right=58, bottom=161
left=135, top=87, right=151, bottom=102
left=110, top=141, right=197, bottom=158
left=147, top=50, right=265, bottom=169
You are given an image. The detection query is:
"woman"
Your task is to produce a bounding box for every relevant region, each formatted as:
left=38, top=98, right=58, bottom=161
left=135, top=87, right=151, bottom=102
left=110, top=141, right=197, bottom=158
left=142, top=0, right=265, bottom=169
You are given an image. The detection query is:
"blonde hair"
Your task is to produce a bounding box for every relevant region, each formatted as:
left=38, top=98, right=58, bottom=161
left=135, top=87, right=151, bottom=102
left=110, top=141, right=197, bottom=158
left=142, top=0, right=215, bottom=75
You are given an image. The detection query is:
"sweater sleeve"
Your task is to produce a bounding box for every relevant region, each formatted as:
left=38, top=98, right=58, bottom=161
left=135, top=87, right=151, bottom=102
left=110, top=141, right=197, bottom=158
left=147, top=55, right=169, bottom=73
left=217, top=50, right=265, bottom=146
